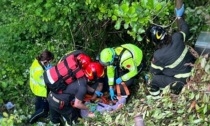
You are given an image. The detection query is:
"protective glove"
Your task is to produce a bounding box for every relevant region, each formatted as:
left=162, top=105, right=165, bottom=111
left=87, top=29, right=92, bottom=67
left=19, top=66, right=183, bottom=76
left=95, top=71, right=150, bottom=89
left=116, top=77, right=122, bottom=85
left=44, top=64, right=53, bottom=70
left=175, top=4, right=184, bottom=17
left=95, top=91, right=103, bottom=97
left=109, top=87, right=116, bottom=101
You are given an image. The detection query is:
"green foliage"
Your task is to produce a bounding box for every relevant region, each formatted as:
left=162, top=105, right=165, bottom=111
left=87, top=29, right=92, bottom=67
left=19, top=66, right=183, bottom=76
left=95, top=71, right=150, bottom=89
left=87, top=0, right=174, bottom=41
left=0, top=0, right=210, bottom=125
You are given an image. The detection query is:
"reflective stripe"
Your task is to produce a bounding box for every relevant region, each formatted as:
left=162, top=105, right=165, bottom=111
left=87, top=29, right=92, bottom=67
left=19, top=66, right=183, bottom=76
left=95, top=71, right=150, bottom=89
left=151, top=63, right=163, bottom=70
left=165, top=46, right=188, bottom=69
left=180, top=31, right=186, bottom=42
left=66, top=122, right=71, bottom=126
left=123, top=74, right=129, bottom=81
left=46, top=70, right=55, bottom=84
left=30, top=78, right=45, bottom=87
left=32, top=67, right=43, bottom=72
left=174, top=72, right=191, bottom=78
left=108, top=78, right=114, bottom=82
left=120, top=51, right=132, bottom=65
left=29, top=109, right=45, bottom=123
left=30, top=67, right=45, bottom=86
left=149, top=90, right=160, bottom=96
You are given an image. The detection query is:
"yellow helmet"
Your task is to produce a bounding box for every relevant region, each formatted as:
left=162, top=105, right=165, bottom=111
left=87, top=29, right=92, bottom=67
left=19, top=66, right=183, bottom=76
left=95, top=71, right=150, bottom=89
left=99, top=48, right=115, bottom=66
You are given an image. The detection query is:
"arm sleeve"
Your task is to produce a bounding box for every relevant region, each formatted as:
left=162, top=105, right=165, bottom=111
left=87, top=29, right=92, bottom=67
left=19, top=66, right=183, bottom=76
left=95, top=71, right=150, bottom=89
left=178, top=18, right=189, bottom=42
left=75, top=83, right=87, bottom=101
left=150, top=57, right=164, bottom=75
left=121, top=58, right=138, bottom=81
left=107, top=65, right=115, bottom=86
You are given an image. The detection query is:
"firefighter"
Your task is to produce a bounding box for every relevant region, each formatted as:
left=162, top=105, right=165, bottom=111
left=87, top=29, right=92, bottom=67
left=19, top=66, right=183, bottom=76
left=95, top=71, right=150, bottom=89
left=60, top=50, right=108, bottom=101
left=29, top=50, right=54, bottom=124
left=98, top=43, right=144, bottom=101
left=145, top=4, right=195, bottom=95
left=47, top=61, right=105, bottom=126
left=86, top=74, right=109, bottom=101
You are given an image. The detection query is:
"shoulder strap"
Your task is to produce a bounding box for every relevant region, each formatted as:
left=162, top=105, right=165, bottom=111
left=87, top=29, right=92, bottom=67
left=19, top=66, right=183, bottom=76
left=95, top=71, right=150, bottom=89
left=118, top=46, right=133, bottom=65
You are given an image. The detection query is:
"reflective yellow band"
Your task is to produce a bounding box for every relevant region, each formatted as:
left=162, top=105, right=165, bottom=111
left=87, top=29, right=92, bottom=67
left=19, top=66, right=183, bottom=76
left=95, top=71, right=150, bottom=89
left=165, top=46, right=188, bottom=69
left=108, top=78, right=114, bottom=82
left=151, top=63, right=163, bottom=70
left=180, top=31, right=186, bottom=42
left=174, top=72, right=191, bottom=78
left=149, top=90, right=160, bottom=96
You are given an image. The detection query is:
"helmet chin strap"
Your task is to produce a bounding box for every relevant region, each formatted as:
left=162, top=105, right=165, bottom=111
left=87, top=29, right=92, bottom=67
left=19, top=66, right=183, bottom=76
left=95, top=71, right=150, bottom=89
left=110, top=48, right=115, bottom=57
left=160, top=32, right=167, bottom=40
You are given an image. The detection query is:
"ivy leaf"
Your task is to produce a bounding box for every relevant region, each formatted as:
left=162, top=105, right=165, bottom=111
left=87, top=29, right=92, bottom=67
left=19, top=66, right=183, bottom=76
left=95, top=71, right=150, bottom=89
left=189, top=92, right=195, bottom=100
left=3, top=112, right=8, bottom=117
left=124, top=23, right=129, bottom=29
left=193, top=119, right=202, bottom=124
left=137, top=35, right=143, bottom=41
left=147, top=0, right=154, bottom=9
left=121, top=3, right=129, bottom=13
left=137, top=28, right=145, bottom=34
left=98, top=14, right=103, bottom=20
left=114, top=20, right=121, bottom=30
left=99, top=6, right=106, bottom=13
left=35, top=8, right=42, bottom=16
left=204, top=63, right=210, bottom=74
left=201, top=57, right=206, bottom=68
left=195, top=93, right=200, bottom=100
left=203, top=104, right=208, bottom=114
left=128, top=7, right=136, bottom=14
left=112, top=15, right=117, bottom=21
left=127, top=30, right=136, bottom=39
left=1, top=82, right=8, bottom=88
left=115, top=114, right=121, bottom=124
left=177, top=109, right=184, bottom=114
left=114, top=8, right=121, bottom=16
left=155, top=3, right=162, bottom=11
left=140, top=0, right=148, bottom=7
left=202, top=94, right=209, bottom=103
left=195, top=104, right=200, bottom=111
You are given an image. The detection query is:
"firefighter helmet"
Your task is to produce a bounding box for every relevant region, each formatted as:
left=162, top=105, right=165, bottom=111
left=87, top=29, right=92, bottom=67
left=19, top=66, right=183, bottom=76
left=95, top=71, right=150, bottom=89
left=146, top=25, right=167, bottom=45
left=77, top=54, right=92, bottom=69
left=99, top=48, right=115, bottom=66
left=84, top=62, right=104, bottom=80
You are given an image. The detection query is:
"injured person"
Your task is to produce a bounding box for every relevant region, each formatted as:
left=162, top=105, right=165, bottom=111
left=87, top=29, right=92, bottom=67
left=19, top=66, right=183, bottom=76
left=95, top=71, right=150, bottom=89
left=81, top=95, right=127, bottom=118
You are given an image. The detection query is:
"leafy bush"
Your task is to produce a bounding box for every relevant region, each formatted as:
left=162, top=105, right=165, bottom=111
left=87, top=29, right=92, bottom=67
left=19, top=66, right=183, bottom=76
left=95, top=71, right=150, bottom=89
left=0, top=0, right=210, bottom=125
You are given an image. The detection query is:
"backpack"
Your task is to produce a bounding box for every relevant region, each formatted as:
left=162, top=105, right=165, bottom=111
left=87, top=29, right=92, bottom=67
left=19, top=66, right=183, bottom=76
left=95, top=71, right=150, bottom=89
left=44, top=54, right=85, bottom=93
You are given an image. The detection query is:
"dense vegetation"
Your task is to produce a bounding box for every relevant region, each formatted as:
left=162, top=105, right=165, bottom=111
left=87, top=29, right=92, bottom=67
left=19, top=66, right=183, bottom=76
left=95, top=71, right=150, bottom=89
left=0, top=0, right=209, bottom=125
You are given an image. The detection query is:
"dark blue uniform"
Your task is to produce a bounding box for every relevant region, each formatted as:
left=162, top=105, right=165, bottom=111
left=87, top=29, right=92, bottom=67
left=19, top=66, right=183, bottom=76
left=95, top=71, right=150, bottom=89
left=150, top=18, right=195, bottom=95
left=48, top=77, right=87, bottom=125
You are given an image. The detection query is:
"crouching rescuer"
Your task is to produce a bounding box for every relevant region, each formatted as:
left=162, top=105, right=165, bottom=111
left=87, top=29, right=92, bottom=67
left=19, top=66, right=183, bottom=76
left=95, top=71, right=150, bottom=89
left=145, top=3, right=196, bottom=95
left=44, top=50, right=105, bottom=125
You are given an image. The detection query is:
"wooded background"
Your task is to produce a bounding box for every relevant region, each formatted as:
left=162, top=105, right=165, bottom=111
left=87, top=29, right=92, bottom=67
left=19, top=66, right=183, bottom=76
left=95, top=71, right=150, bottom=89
left=0, top=0, right=210, bottom=125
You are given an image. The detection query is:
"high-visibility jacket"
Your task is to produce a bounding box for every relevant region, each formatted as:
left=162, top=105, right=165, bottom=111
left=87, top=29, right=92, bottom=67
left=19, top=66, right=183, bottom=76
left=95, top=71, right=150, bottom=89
left=30, top=59, right=47, bottom=97
left=107, top=43, right=143, bottom=86
left=150, top=18, right=195, bottom=78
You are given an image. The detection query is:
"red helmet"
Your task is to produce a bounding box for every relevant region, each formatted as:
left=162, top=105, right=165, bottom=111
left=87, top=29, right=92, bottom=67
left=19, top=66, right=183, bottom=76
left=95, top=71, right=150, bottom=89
left=77, top=54, right=92, bottom=69
left=84, top=62, right=104, bottom=80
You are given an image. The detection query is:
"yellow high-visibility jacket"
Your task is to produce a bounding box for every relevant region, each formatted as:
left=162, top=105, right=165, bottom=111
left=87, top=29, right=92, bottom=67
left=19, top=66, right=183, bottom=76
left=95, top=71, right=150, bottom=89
left=107, top=43, right=143, bottom=86
left=30, top=59, right=47, bottom=97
